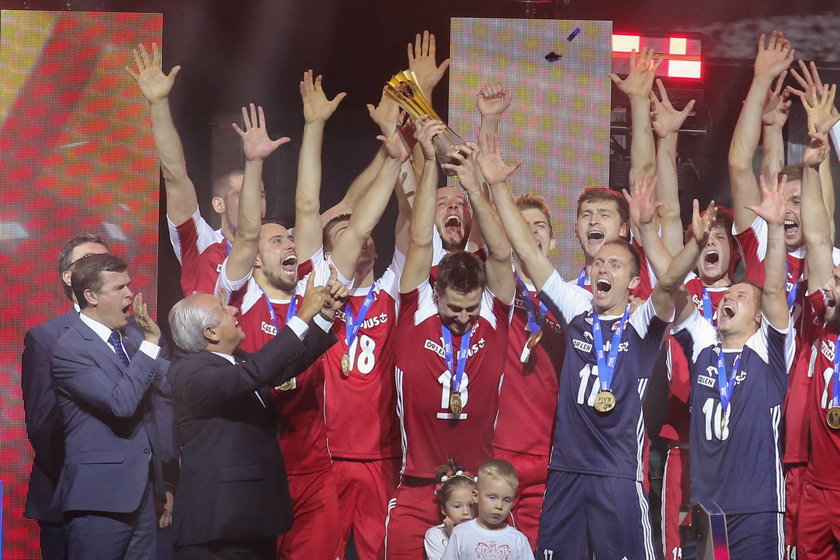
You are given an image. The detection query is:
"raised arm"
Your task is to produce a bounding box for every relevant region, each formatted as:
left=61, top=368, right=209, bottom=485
left=610, top=48, right=662, bottom=183
left=295, top=70, right=346, bottom=262
left=224, top=104, right=290, bottom=282
left=407, top=31, right=452, bottom=167
left=802, top=128, right=836, bottom=294
left=126, top=43, right=196, bottom=226
left=790, top=64, right=839, bottom=236
left=443, top=137, right=518, bottom=302
left=651, top=78, right=696, bottom=254
left=477, top=83, right=512, bottom=147
left=729, top=31, right=794, bottom=233
left=760, top=72, right=791, bottom=182
left=623, top=174, right=672, bottom=281
left=330, top=135, right=406, bottom=279
left=745, top=174, right=794, bottom=329
left=673, top=202, right=717, bottom=324
left=319, top=89, right=401, bottom=226
left=400, top=117, right=447, bottom=293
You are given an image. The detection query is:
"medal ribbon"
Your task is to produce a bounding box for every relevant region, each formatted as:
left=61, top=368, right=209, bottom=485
left=786, top=262, right=799, bottom=309
left=441, top=325, right=473, bottom=395
left=259, top=286, right=297, bottom=332
left=591, top=305, right=630, bottom=393
left=344, top=285, right=377, bottom=350
left=576, top=268, right=588, bottom=288
left=701, top=287, right=715, bottom=325
left=830, top=334, right=840, bottom=408
left=716, top=347, right=742, bottom=414
left=515, top=274, right=548, bottom=335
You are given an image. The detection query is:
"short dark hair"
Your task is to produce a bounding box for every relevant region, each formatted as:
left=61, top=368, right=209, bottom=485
left=576, top=187, right=630, bottom=226
left=600, top=239, right=641, bottom=278
left=778, top=165, right=803, bottom=184
left=261, top=216, right=293, bottom=229
left=72, top=253, right=128, bottom=309
left=322, top=214, right=352, bottom=253
left=58, top=233, right=108, bottom=301
left=212, top=169, right=244, bottom=199
left=516, top=193, right=554, bottom=236
left=437, top=252, right=486, bottom=295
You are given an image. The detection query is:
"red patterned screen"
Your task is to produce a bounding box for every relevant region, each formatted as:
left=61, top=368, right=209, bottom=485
left=0, top=10, right=162, bottom=557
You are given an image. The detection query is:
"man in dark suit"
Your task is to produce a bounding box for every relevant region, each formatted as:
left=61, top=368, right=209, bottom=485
left=166, top=271, right=344, bottom=560
left=21, top=233, right=109, bottom=559
left=51, top=252, right=172, bottom=559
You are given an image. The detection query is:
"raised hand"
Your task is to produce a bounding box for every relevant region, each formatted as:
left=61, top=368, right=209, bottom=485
left=789, top=60, right=829, bottom=108
left=650, top=79, right=696, bottom=137
left=622, top=174, right=661, bottom=227
left=133, top=292, right=161, bottom=342
left=476, top=133, right=522, bottom=185
left=803, top=131, right=831, bottom=169
left=413, top=116, right=447, bottom=161
left=753, top=30, right=794, bottom=79
left=300, top=69, right=347, bottom=125
left=321, top=264, right=350, bottom=319
left=376, top=133, right=410, bottom=162
left=745, top=173, right=792, bottom=225
left=231, top=104, right=291, bottom=162
left=367, top=88, right=400, bottom=136
left=408, top=30, right=452, bottom=94
left=477, top=83, right=512, bottom=118
left=690, top=200, right=716, bottom=246
left=761, top=72, right=792, bottom=128
left=298, top=273, right=331, bottom=323
left=441, top=143, right=480, bottom=192
left=790, top=82, right=840, bottom=134
left=608, top=48, right=662, bottom=99
left=125, top=42, right=181, bottom=104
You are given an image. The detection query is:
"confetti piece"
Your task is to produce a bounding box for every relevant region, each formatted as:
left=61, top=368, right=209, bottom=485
left=567, top=28, right=581, bottom=41
left=545, top=51, right=562, bottom=62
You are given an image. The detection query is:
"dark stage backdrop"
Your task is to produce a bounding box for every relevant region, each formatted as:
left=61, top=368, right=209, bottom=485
left=0, top=10, right=162, bottom=557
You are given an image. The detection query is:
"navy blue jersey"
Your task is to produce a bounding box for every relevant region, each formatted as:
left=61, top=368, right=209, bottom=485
left=538, top=271, right=669, bottom=481
left=672, top=310, right=794, bottom=514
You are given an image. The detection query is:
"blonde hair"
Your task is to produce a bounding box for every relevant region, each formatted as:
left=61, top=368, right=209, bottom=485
left=477, top=459, right=519, bottom=493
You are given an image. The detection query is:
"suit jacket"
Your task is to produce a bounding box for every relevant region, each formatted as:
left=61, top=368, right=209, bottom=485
left=21, top=309, right=77, bottom=522
left=50, top=316, right=171, bottom=514
left=169, top=321, right=337, bottom=546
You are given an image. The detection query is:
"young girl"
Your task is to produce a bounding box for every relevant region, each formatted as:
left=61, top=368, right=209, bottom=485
left=424, top=460, right=477, bottom=560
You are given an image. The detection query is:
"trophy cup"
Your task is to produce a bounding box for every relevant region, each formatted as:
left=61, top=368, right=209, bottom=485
left=384, top=70, right=466, bottom=176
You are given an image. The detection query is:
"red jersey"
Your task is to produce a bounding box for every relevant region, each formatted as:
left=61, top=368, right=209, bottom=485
left=803, top=291, right=840, bottom=490
left=168, top=209, right=228, bottom=296
left=395, top=281, right=511, bottom=478
left=660, top=275, right=728, bottom=441
left=493, top=280, right=562, bottom=457
left=219, top=250, right=333, bottom=474
left=735, top=217, right=840, bottom=464
left=322, top=251, right=405, bottom=460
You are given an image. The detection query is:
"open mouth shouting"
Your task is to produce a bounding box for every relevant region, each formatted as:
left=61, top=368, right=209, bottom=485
left=784, top=218, right=800, bottom=240
left=444, top=215, right=462, bottom=239
left=718, top=303, right=736, bottom=325
left=281, top=254, right=297, bottom=275
left=595, top=278, right=612, bottom=297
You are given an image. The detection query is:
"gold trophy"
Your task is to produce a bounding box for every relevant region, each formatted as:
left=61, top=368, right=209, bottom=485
left=384, top=70, right=466, bottom=176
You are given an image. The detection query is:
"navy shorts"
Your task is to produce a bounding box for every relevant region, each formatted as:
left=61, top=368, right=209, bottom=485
left=537, top=470, right=656, bottom=560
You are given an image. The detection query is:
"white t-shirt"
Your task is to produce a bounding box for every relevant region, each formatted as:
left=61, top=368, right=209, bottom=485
left=424, top=523, right=449, bottom=560
left=441, top=519, right=535, bottom=560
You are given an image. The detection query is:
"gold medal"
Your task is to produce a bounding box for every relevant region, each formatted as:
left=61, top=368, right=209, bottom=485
left=593, top=390, right=616, bottom=413
left=275, top=378, right=296, bottom=392
left=341, top=354, right=352, bottom=377
left=526, top=331, right=543, bottom=349
left=827, top=406, right=840, bottom=430
left=449, top=392, right=463, bottom=416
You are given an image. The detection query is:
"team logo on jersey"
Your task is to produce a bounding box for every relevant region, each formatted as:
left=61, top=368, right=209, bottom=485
left=573, top=339, right=593, bottom=353
left=423, top=336, right=487, bottom=359
left=699, top=366, right=717, bottom=388
left=692, top=293, right=703, bottom=311
left=261, top=321, right=277, bottom=336
left=334, top=308, right=390, bottom=330
left=821, top=338, right=836, bottom=363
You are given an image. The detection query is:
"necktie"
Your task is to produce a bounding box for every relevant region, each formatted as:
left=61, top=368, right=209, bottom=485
left=108, top=331, right=131, bottom=367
